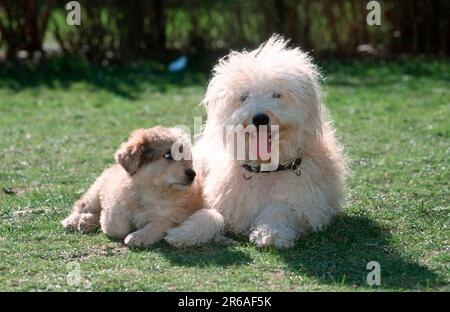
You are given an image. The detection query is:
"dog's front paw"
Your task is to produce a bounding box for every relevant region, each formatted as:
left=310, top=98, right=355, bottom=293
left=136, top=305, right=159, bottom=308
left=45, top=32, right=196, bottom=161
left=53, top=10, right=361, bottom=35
left=165, top=228, right=196, bottom=248
left=124, top=231, right=159, bottom=248
left=124, top=232, right=145, bottom=247
left=249, top=226, right=295, bottom=249
left=165, top=209, right=224, bottom=248
left=61, top=213, right=80, bottom=231
left=78, top=213, right=99, bottom=234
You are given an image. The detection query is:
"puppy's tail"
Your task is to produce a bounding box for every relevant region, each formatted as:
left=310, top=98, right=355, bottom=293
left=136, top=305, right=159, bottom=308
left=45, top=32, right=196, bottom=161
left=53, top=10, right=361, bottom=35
left=165, top=209, right=224, bottom=247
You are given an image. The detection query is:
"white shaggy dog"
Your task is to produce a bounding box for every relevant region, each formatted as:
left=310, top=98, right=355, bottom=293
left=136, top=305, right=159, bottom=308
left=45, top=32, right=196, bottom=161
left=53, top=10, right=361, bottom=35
left=166, top=35, right=347, bottom=249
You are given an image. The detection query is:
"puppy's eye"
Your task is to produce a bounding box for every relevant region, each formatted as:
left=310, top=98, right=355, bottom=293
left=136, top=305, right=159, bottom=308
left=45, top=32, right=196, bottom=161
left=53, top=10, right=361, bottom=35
left=163, top=152, right=173, bottom=160
left=273, top=92, right=281, bottom=98
left=240, top=93, right=249, bottom=102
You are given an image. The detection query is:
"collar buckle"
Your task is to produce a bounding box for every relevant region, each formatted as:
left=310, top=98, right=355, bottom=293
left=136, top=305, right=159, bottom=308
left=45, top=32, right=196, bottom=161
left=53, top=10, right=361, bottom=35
left=242, top=167, right=255, bottom=180
left=241, top=157, right=302, bottom=179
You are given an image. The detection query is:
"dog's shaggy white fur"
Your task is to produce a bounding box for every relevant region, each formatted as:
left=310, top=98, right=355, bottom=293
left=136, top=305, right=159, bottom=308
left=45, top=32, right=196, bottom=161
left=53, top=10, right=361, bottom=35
left=166, top=35, right=347, bottom=249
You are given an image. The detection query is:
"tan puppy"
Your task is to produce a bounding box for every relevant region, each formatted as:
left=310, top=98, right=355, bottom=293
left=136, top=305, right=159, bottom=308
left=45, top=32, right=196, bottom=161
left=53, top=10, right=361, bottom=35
left=61, top=126, right=202, bottom=247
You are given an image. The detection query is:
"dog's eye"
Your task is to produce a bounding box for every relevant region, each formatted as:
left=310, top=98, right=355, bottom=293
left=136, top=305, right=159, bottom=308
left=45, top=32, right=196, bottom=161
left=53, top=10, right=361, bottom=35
left=163, top=152, right=173, bottom=160
left=273, top=92, right=281, bottom=98
left=240, top=93, right=249, bottom=102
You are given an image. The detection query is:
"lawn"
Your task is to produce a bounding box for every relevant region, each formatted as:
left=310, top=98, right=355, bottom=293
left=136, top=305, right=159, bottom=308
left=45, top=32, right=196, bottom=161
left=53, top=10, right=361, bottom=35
left=0, top=57, right=448, bottom=291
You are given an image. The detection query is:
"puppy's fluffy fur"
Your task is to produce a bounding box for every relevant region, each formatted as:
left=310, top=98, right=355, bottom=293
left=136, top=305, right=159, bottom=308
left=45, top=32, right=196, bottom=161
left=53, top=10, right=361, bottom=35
left=166, top=35, right=347, bottom=249
left=62, top=127, right=203, bottom=247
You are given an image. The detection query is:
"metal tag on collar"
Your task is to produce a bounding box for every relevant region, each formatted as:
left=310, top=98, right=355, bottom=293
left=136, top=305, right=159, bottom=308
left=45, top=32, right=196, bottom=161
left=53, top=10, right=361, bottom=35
left=291, top=158, right=302, bottom=176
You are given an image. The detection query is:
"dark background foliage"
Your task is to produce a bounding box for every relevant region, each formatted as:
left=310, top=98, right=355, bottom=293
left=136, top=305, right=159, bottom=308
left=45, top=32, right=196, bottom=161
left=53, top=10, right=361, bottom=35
left=0, top=0, right=448, bottom=65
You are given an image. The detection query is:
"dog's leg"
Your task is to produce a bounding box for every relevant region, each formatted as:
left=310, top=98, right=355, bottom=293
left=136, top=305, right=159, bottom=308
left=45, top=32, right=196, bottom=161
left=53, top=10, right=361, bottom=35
left=165, top=209, right=224, bottom=247
left=61, top=209, right=81, bottom=231
left=78, top=212, right=101, bottom=234
left=249, top=203, right=301, bottom=249
left=124, top=219, right=173, bottom=248
left=100, top=207, right=132, bottom=240
left=61, top=176, right=103, bottom=233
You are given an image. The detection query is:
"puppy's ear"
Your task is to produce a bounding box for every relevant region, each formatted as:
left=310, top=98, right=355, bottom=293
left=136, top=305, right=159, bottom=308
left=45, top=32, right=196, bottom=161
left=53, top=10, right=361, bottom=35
left=115, top=129, right=146, bottom=175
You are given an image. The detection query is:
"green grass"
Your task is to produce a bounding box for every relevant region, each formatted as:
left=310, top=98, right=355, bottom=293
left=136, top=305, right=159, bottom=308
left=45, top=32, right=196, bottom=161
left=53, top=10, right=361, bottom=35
left=0, top=57, right=449, bottom=291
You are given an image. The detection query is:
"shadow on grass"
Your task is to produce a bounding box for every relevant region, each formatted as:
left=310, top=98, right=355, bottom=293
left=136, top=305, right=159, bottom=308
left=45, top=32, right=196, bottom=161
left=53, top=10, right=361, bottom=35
left=138, top=242, right=253, bottom=268
left=273, top=215, right=442, bottom=289
left=156, top=215, right=442, bottom=289
left=0, top=55, right=214, bottom=99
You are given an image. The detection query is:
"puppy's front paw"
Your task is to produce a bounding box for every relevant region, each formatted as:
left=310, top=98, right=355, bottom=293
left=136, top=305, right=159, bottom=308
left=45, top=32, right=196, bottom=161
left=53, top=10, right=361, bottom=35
left=61, top=213, right=80, bottom=231
left=124, top=231, right=158, bottom=248
left=78, top=213, right=99, bottom=234
left=124, top=232, right=144, bottom=247
left=249, top=226, right=295, bottom=249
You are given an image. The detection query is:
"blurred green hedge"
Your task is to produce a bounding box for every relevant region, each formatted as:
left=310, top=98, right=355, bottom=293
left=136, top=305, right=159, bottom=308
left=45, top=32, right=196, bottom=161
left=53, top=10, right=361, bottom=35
left=0, top=0, right=448, bottom=64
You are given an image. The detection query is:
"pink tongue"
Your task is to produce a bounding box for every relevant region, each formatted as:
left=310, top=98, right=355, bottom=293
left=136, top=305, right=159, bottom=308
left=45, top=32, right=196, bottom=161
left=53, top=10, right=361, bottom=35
left=256, top=131, right=271, bottom=159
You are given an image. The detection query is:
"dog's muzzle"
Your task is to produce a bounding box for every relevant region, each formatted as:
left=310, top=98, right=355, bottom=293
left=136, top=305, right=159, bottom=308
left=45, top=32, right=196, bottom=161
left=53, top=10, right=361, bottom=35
left=252, top=113, right=270, bottom=127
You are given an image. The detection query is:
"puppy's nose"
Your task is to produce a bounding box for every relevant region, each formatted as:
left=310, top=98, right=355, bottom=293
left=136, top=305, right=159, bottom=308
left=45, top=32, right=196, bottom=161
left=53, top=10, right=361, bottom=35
left=252, top=113, right=270, bottom=127
left=185, top=168, right=196, bottom=180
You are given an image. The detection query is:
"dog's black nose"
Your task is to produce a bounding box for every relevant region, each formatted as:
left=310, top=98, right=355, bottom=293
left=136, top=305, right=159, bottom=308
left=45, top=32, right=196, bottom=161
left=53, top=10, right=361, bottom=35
left=252, top=113, right=270, bottom=127
left=185, top=169, right=196, bottom=180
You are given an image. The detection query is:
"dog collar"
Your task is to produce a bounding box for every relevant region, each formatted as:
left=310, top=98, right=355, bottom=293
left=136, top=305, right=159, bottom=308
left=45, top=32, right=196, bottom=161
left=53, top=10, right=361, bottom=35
left=242, top=158, right=302, bottom=180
